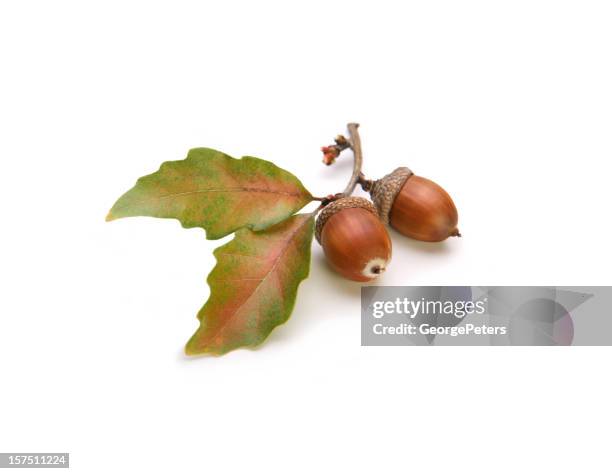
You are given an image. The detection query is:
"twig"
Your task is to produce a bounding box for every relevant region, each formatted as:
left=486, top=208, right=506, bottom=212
left=318, top=123, right=365, bottom=205
left=357, top=173, right=374, bottom=192
left=343, top=123, right=363, bottom=196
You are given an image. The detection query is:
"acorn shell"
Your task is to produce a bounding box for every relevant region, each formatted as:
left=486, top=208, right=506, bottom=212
left=368, top=167, right=413, bottom=225
left=369, top=168, right=459, bottom=242
left=316, top=197, right=392, bottom=282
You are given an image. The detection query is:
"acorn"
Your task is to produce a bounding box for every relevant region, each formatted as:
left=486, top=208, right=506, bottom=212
left=367, top=167, right=459, bottom=242
left=315, top=197, right=392, bottom=282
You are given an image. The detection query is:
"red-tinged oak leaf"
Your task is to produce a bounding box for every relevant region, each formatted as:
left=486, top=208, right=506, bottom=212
left=106, top=148, right=313, bottom=239
left=185, top=213, right=315, bottom=356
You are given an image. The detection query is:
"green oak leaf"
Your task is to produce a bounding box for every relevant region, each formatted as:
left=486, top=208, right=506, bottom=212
left=106, top=148, right=313, bottom=239
left=185, top=213, right=314, bottom=356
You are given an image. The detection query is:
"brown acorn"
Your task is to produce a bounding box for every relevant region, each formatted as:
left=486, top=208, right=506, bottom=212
left=316, top=197, right=392, bottom=282
left=368, top=167, right=460, bottom=242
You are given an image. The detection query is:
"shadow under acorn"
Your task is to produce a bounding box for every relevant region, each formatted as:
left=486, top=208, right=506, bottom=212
left=392, top=233, right=455, bottom=256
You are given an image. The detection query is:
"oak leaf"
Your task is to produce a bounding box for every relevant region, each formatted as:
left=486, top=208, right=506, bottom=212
left=107, top=148, right=312, bottom=239
left=186, top=213, right=314, bottom=355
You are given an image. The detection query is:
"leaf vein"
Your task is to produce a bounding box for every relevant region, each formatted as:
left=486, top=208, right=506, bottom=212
left=113, top=187, right=307, bottom=212
left=203, top=216, right=312, bottom=343
left=218, top=252, right=268, bottom=260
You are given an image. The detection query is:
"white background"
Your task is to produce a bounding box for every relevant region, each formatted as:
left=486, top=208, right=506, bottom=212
left=1, top=1, right=611, bottom=472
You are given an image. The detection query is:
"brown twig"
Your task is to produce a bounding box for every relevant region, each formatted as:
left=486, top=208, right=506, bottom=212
left=343, top=123, right=363, bottom=196
left=319, top=123, right=365, bottom=198
left=357, top=173, right=374, bottom=192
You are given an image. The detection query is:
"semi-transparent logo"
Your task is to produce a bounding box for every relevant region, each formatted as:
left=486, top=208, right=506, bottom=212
left=361, top=287, right=611, bottom=346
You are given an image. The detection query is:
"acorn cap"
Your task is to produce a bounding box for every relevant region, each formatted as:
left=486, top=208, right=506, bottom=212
left=368, top=167, right=413, bottom=224
left=315, top=196, right=379, bottom=244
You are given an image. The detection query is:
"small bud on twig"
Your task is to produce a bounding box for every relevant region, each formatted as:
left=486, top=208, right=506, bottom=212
left=321, top=146, right=340, bottom=165
left=320, top=134, right=352, bottom=166
left=334, top=135, right=349, bottom=147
